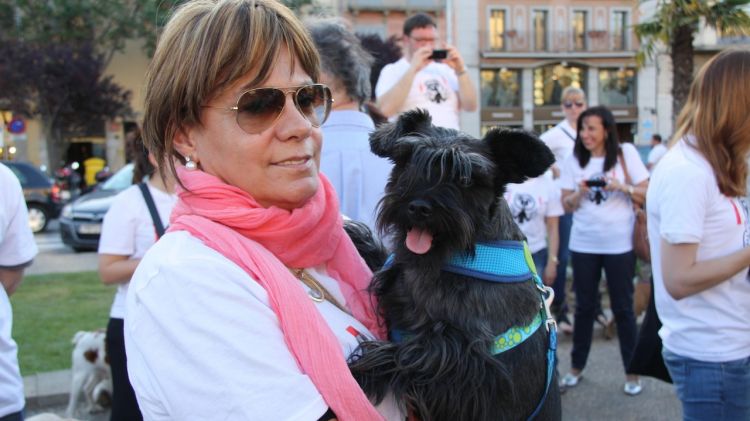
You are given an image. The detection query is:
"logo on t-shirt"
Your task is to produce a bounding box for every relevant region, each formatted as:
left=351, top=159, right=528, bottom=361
left=739, top=198, right=750, bottom=247
left=510, top=193, right=538, bottom=224
left=423, top=79, right=449, bottom=104
left=585, top=174, right=609, bottom=205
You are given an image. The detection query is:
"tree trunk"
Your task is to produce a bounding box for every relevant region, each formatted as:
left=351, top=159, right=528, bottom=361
left=670, top=24, right=694, bottom=125
left=42, top=118, right=65, bottom=171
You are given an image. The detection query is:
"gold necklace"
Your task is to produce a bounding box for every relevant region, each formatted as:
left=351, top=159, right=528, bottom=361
left=289, top=268, right=350, bottom=315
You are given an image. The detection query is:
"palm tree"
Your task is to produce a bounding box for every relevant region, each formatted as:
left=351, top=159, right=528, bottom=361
left=635, top=0, right=750, bottom=123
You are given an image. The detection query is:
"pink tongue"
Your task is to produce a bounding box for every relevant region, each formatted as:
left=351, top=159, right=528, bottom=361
left=406, top=228, right=433, bottom=254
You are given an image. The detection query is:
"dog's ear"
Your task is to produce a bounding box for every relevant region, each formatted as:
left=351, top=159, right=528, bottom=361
left=484, top=128, right=555, bottom=184
left=370, top=109, right=432, bottom=164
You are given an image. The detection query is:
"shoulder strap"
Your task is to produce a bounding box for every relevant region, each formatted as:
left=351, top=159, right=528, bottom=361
left=138, top=182, right=166, bottom=239
left=559, top=125, right=576, bottom=141
left=618, top=147, right=632, bottom=185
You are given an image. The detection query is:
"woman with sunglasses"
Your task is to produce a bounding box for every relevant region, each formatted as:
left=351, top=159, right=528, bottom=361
left=540, top=87, right=587, bottom=335
left=124, top=1, right=401, bottom=420
left=558, top=105, right=649, bottom=396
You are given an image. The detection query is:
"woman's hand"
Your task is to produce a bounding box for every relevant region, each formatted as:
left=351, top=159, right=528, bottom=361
left=604, top=176, right=625, bottom=193
left=543, top=259, right=557, bottom=286
left=562, top=184, right=587, bottom=212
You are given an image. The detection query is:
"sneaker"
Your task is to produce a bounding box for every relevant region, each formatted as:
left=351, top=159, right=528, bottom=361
left=624, top=380, right=642, bottom=396
left=595, top=310, right=611, bottom=328
left=560, top=372, right=582, bottom=388
left=557, top=314, right=573, bottom=335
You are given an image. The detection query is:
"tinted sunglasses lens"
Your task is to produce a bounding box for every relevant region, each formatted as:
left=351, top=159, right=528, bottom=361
left=563, top=101, right=584, bottom=109
left=236, top=88, right=286, bottom=134
left=295, top=84, right=331, bottom=127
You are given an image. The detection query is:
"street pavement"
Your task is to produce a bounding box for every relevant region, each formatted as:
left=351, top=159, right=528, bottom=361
left=27, top=220, right=99, bottom=276
left=25, top=220, right=682, bottom=420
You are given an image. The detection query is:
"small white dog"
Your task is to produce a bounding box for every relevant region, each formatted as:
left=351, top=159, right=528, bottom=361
left=64, top=330, right=113, bottom=418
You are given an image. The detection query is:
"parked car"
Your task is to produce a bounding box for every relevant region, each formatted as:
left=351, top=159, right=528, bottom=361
left=2, top=161, right=63, bottom=233
left=59, top=163, right=134, bottom=251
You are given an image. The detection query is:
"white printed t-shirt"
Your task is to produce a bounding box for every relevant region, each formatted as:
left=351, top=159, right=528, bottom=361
left=647, top=138, right=750, bottom=362
left=504, top=176, right=564, bottom=253
left=375, top=58, right=460, bottom=129
left=559, top=142, right=649, bottom=254
left=0, top=163, right=38, bottom=417
left=125, top=231, right=403, bottom=421
left=98, top=183, right=176, bottom=319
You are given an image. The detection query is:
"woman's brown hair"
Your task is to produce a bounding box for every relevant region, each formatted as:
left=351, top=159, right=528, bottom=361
left=141, top=0, right=321, bottom=184
left=672, top=48, right=750, bottom=197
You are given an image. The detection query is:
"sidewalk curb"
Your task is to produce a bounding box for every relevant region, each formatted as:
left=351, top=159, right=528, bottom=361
left=24, top=369, right=70, bottom=410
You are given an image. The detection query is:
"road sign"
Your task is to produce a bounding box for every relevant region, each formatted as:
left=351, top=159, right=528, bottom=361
left=8, top=118, right=25, bottom=134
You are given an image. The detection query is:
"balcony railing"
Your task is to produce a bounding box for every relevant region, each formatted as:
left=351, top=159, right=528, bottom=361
left=346, top=0, right=445, bottom=12
left=480, top=30, right=636, bottom=55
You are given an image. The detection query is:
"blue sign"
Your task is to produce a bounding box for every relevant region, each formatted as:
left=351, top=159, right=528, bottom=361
left=8, top=118, right=25, bottom=134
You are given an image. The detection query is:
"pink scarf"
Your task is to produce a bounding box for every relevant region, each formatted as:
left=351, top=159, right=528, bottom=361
left=168, top=167, right=384, bottom=420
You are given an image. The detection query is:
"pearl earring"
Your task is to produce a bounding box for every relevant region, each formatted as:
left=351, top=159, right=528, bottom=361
left=185, top=156, right=197, bottom=171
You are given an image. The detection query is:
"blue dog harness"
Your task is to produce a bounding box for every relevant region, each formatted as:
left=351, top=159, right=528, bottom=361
left=387, top=240, right=557, bottom=421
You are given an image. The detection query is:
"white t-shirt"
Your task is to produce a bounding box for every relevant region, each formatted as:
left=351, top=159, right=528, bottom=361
left=98, top=183, right=176, bottom=319
left=0, top=163, right=38, bottom=416
left=647, top=138, right=750, bottom=362
left=559, top=143, right=649, bottom=254
left=375, top=58, right=460, bottom=130
left=504, top=176, right=564, bottom=253
left=321, top=110, right=392, bottom=232
left=125, top=231, right=403, bottom=421
left=540, top=119, right=576, bottom=166
left=647, top=143, right=668, bottom=172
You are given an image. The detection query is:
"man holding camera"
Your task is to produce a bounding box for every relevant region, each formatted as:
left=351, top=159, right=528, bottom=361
left=375, top=13, right=477, bottom=130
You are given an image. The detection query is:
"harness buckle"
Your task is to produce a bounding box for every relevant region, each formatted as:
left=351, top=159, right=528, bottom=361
left=537, top=284, right=557, bottom=333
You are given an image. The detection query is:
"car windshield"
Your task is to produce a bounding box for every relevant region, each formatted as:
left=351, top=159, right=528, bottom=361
left=100, top=163, right=134, bottom=191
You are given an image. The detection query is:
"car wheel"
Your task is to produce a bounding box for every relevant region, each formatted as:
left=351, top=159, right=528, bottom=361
left=27, top=203, right=49, bottom=233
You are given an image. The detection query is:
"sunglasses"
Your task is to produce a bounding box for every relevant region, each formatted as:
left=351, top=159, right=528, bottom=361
left=204, top=83, right=333, bottom=134
left=563, top=101, right=586, bottom=109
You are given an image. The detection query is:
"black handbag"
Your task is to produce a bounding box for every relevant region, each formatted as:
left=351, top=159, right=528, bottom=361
left=627, top=276, right=672, bottom=383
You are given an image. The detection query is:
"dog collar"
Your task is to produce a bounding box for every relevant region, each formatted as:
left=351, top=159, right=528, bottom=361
left=443, top=240, right=537, bottom=283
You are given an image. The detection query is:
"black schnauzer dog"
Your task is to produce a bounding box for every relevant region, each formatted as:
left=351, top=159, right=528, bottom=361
left=348, top=110, right=562, bottom=421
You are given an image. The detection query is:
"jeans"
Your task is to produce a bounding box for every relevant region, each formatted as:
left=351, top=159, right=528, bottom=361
left=570, top=251, right=637, bottom=372
left=532, top=248, right=548, bottom=276
left=663, top=349, right=750, bottom=421
left=551, top=212, right=572, bottom=316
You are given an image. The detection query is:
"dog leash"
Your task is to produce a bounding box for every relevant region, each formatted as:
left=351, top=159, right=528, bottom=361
left=386, top=240, right=557, bottom=421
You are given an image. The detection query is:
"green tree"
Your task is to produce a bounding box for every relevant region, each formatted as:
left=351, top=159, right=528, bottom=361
left=0, top=0, right=184, bottom=168
left=635, top=0, right=750, bottom=123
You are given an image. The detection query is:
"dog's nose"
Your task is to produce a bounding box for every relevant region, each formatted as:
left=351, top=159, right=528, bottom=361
left=408, top=200, right=432, bottom=218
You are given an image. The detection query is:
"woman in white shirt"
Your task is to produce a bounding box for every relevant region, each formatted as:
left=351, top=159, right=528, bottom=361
left=123, top=2, right=401, bottom=420
left=98, top=134, right=177, bottom=421
left=559, top=106, right=649, bottom=396
left=647, top=49, right=750, bottom=420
